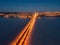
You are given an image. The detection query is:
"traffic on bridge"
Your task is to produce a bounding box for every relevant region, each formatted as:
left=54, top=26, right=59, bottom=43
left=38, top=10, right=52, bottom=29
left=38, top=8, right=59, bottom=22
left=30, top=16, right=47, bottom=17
left=9, top=12, right=38, bottom=45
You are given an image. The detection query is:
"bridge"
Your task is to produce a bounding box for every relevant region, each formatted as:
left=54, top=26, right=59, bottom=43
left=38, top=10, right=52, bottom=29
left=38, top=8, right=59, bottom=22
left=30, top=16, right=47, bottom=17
left=0, top=12, right=60, bottom=45
left=9, top=12, right=38, bottom=45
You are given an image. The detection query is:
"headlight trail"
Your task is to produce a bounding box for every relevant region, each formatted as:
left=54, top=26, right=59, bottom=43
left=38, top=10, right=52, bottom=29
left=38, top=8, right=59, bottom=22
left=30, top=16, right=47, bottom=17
left=9, top=12, right=38, bottom=45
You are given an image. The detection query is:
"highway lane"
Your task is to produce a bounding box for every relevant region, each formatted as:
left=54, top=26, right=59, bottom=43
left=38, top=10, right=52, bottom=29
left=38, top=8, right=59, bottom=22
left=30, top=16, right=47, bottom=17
left=9, top=17, right=33, bottom=45
left=16, top=18, right=34, bottom=45
left=9, top=12, right=38, bottom=45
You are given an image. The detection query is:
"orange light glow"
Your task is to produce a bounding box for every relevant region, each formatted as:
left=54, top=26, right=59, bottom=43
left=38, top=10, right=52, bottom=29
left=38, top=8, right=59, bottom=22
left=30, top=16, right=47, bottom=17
left=9, top=12, right=38, bottom=45
left=9, top=19, right=32, bottom=45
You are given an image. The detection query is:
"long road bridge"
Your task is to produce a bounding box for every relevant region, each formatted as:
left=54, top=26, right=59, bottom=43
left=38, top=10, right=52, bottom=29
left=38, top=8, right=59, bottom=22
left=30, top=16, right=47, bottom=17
left=9, top=12, right=38, bottom=45
left=0, top=12, right=60, bottom=45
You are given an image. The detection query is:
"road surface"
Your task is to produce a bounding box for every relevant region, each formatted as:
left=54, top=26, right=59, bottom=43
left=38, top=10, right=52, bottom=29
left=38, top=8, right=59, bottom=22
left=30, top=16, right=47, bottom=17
left=9, top=12, right=38, bottom=45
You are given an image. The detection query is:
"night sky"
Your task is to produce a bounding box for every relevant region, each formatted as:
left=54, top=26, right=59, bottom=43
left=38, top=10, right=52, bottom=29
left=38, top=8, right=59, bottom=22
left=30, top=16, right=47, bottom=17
left=0, top=0, right=60, bottom=12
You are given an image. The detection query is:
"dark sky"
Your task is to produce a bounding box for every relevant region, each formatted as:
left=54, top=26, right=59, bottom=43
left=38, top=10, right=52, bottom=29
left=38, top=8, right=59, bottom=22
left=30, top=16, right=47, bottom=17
left=0, top=0, right=60, bottom=12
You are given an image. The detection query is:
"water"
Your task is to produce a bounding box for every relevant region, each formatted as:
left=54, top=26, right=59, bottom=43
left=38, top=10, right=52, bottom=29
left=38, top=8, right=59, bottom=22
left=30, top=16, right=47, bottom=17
left=0, top=17, right=30, bottom=45
left=31, top=17, right=60, bottom=45
left=0, top=17, right=60, bottom=45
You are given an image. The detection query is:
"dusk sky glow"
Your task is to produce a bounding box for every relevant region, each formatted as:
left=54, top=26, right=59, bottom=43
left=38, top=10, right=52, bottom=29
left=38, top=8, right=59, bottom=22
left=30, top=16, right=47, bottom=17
left=0, top=0, right=60, bottom=12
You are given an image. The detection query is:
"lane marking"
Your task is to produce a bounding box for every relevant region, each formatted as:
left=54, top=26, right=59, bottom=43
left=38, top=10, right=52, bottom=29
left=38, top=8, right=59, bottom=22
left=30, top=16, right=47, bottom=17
left=9, top=12, right=38, bottom=45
